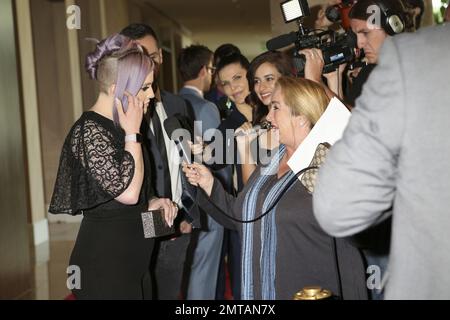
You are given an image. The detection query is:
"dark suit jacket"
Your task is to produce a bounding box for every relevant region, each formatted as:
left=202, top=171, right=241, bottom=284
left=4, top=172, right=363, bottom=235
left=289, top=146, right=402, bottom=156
left=142, top=90, right=200, bottom=228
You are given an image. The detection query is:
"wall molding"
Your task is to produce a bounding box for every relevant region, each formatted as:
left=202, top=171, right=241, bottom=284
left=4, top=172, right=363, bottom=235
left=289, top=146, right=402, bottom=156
left=47, top=211, right=83, bottom=224
left=32, top=219, right=49, bottom=246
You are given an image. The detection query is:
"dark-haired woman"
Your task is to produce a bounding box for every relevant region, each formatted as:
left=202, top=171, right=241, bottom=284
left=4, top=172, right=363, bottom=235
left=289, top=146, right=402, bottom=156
left=236, top=51, right=295, bottom=183
left=49, top=34, right=177, bottom=299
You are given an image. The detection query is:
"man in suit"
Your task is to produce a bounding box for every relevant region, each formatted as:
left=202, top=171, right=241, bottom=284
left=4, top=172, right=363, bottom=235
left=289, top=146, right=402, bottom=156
left=177, top=45, right=223, bottom=299
left=313, top=24, right=450, bottom=299
left=121, top=24, right=199, bottom=300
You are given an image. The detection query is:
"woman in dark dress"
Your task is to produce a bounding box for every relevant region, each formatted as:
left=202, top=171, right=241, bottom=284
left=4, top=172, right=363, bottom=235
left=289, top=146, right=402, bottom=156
left=183, top=77, right=368, bottom=300
left=49, top=34, right=177, bottom=300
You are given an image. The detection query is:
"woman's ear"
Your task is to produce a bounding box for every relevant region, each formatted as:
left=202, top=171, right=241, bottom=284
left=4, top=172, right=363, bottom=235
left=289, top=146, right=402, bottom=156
left=298, top=115, right=309, bottom=127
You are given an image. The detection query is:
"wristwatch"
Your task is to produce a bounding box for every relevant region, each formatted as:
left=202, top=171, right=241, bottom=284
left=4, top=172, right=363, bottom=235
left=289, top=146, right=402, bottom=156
left=125, top=133, right=143, bottom=143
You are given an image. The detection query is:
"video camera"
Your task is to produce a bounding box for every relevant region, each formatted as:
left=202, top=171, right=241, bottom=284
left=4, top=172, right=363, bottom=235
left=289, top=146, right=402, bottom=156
left=266, top=0, right=357, bottom=76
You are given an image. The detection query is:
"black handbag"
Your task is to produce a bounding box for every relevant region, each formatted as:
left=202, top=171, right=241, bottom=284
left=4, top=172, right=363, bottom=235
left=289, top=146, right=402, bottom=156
left=141, top=209, right=175, bottom=239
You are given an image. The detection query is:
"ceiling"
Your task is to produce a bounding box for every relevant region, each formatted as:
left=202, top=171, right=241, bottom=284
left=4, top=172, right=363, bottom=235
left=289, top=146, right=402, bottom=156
left=144, top=0, right=273, bottom=59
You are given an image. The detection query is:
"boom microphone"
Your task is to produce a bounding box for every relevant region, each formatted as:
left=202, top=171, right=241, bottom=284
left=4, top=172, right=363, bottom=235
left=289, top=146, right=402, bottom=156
left=266, top=32, right=297, bottom=51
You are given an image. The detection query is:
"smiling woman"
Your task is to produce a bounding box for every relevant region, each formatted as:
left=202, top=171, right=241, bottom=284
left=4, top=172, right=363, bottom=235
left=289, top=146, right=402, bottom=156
left=182, top=76, right=368, bottom=300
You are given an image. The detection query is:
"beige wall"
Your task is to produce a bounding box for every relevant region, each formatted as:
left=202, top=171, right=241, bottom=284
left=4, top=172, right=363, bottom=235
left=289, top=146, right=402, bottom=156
left=0, top=0, right=32, bottom=299
left=103, top=0, right=130, bottom=35
left=76, top=0, right=103, bottom=109
left=15, top=0, right=47, bottom=233
left=128, top=0, right=191, bottom=92
left=271, top=0, right=326, bottom=37
left=30, top=0, right=76, bottom=212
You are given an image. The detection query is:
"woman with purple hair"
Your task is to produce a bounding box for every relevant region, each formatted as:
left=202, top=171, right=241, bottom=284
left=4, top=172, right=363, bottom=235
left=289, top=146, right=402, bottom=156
left=49, top=34, right=178, bottom=299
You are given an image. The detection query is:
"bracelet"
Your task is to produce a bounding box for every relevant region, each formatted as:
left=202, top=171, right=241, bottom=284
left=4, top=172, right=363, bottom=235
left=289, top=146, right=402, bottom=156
left=125, top=133, right=143, bottom=143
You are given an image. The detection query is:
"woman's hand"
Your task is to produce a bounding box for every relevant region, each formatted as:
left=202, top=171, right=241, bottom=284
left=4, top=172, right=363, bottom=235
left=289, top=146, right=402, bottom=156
left=148, top=197, right=178, bottom=227
left=188, top=137, right=204, bottom=156
left=181, top=162, right=215, bottom=196
left=116, top=91, right=144, bottom=135
left=235, top=122, right=258, bottom=147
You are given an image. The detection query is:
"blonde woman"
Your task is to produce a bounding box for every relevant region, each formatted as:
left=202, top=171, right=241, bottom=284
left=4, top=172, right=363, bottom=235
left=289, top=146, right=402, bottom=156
left=183, top=77, right=367, bottom=300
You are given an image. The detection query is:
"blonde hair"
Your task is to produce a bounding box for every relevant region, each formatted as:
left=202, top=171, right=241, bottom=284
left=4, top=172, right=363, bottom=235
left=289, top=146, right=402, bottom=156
left=275, top=76, right=329, bottom=127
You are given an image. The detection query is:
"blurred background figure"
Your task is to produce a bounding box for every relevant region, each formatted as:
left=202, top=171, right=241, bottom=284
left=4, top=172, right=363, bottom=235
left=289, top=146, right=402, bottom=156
left=402, top=0, right=425, bottom=30
left=205, top=44, right=242, bottom=119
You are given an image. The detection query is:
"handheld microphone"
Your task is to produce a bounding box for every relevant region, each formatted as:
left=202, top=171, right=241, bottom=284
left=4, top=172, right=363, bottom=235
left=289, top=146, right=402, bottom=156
left=266, top=32, right=297, bottom=51
left=163, top=116, right=192, bottom=164
left=234, top=121, right=273, bottom=137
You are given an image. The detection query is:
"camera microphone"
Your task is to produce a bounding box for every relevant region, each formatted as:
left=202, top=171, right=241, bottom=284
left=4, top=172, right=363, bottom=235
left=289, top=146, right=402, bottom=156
left=266, top=32, right=297, bottom=51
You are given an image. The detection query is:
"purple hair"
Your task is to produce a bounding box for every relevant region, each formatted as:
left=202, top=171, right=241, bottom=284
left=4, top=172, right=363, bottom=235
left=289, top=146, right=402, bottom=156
left=85, top=33, right=153, bottom=126
left=112, top=47, right=153, bottom=125
left=85, top=34, right=131, bottom=80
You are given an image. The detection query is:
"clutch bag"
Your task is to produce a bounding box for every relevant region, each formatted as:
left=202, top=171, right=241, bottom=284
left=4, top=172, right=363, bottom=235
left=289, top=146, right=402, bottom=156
left=141, top=209, right=175, bottom=239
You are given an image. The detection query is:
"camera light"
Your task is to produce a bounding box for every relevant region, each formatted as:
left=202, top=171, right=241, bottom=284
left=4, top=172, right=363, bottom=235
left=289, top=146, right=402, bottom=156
left=280, top=0, right=310, bottom=23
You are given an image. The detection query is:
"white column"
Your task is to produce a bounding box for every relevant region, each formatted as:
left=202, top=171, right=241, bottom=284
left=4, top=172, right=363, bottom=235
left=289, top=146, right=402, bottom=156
left=15, top=0, right=49, bottom=246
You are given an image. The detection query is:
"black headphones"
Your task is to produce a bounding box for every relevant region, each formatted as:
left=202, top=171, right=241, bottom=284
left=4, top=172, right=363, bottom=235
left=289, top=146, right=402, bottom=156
left=374, top=0, right=405, bottom=35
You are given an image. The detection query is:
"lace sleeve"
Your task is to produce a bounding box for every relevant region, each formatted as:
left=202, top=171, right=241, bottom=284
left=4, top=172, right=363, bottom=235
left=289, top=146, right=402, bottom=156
left=79, top=120, right=135, bottom=196
left=49, top=116, right=135, bottom=215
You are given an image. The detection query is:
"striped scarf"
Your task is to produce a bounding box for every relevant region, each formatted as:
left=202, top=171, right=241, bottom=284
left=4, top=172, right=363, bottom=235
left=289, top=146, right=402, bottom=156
left=241, top=145, right=296, bottom=300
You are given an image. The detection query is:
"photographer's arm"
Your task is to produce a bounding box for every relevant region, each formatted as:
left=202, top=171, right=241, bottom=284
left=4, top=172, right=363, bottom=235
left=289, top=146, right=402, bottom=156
left=300, top=48, right=339, bottom=100
left=324, top=63, right=346, bottom=99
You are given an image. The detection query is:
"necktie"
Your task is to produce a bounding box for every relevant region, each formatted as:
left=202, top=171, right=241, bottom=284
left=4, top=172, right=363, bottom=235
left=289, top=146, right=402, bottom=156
left=150, top=105, right=172, bottom=199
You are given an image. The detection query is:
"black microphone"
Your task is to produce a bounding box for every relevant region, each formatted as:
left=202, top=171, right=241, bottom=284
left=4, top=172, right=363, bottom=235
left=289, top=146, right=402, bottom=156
left=266, top=32, right=297, bottom=51
left=164, top=116, right=192, bottom=164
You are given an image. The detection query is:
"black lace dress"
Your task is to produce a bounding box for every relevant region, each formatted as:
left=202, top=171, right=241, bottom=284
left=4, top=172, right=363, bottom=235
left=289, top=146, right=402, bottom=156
left=49, top=111, right=155, bottom=300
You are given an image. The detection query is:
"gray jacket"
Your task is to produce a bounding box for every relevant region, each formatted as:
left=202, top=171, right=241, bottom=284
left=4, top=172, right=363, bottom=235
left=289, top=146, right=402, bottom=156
left=313, top=24, right=450, bottom=299
left=179, top=86, right=220, bottom=138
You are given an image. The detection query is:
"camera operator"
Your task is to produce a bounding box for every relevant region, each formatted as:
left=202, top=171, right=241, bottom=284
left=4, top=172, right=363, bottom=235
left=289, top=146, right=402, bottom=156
left=345, top=0, right=408, bottom=108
